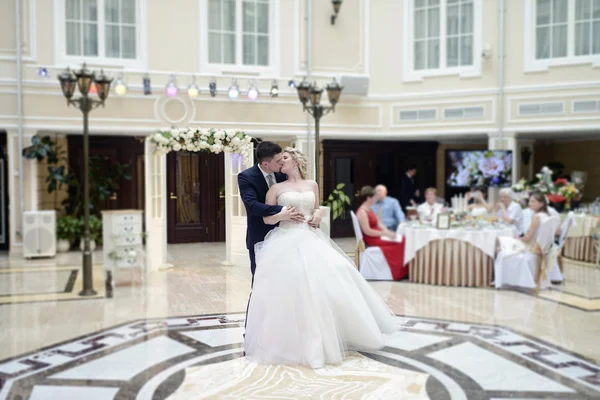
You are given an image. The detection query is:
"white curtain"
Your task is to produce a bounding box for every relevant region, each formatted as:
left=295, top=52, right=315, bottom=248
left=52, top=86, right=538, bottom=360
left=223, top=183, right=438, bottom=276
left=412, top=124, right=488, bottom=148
left=65, top=0, right=136, bottom=59
left=242, top=0, right=269, bottom=66
left=208, top=0, right=237, bottom=64
left=574, top=0, right=600, bottom=56
left=536, top=0, right=568, bottom=59
left=66, top=0, right=98, bottom=57
left=413, top=0, right=440, bottom=70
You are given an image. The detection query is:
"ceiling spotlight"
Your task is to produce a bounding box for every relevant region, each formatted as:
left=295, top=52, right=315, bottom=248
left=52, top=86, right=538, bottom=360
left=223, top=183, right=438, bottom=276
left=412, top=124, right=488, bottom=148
left=38, top=67, right=49, bottom=77
left=209, top=79, right=217, bottom=97
left=228, top=78, right=240, bottom=100
left=187, top=76, right=200, bottom=98
left=247, top=81, right=259, bottom=100
left=166, top=75, right=178, bottom=97
left=288, top=79, right=296, bottom=88
left=114, top=75, right=127, bottom=96
left=270, top=80, right=279, bottom=97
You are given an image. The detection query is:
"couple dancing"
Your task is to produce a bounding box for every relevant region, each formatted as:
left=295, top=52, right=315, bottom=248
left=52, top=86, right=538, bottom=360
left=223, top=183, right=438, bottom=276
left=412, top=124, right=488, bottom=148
left=238, top=142, right=396, bottom=369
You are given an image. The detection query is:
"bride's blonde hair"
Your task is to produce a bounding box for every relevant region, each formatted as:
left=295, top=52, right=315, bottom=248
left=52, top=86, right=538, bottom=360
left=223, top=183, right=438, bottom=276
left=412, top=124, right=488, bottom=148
left=284, top=146, right=308, bottom=179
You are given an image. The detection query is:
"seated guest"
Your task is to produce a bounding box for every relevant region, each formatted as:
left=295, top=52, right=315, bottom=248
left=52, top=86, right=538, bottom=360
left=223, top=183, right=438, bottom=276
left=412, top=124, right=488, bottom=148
left=356, top=186, right=408, bottom=280
left=467, top=187, right=492, bottom=217
left=496, top=188, right=523, bottom=232
left=417, top=188, right=444, bottom=223
left=497, top=191, right=557, bottom=254
left=371, top=184, right=406, bottom=232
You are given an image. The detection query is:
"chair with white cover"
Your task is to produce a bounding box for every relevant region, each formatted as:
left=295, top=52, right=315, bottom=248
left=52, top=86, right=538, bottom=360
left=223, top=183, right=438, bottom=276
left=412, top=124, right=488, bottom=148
left=495, top=216, right=561, bottom=292
left=549, top=211, right=576, bottom=282
left=522, top=208, right=534, bottom=236
left=349, top=211, right=392, bottom=280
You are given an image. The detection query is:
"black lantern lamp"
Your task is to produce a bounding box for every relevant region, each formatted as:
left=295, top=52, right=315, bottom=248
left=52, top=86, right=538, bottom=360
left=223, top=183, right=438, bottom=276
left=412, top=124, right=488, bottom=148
left=295, top=78, right=344, bottom=185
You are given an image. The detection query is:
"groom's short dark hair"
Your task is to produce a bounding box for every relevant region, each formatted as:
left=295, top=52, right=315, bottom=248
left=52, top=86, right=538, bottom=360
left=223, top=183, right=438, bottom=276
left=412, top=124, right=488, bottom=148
left=256, top=141, right=282, bottom=163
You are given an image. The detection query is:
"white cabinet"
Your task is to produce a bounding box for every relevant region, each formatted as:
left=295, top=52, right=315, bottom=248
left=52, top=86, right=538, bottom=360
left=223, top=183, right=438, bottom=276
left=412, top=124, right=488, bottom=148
left=102, top=210, right=144, bottom=292
left=23, top=211, right=56, bottom=258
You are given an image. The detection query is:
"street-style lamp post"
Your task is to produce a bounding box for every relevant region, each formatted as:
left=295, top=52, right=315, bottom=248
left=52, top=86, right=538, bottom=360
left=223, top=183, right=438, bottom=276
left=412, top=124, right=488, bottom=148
left=295, top=78, right=343, bottom=185
left=58, top=63, right=112, bottom=296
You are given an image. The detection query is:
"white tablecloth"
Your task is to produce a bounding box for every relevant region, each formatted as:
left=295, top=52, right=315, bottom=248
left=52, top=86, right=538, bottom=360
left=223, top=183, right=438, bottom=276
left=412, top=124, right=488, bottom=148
left=399, top=224, right=517, bottom=264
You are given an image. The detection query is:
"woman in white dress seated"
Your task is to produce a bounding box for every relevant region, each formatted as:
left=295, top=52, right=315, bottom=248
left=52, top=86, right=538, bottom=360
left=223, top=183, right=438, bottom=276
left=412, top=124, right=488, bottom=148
left=244, top=147, right=397, bottom=369
left=467, top=187, right=492, bottom=217
left=417, top=187, right=444, bottom=223
left=496, top=188, right=523, bottom=233
left=497, top=191, right=554, bottom=256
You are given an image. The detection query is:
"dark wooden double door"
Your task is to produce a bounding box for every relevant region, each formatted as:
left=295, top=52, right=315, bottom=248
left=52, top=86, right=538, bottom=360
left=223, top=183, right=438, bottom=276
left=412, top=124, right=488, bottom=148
left=166, top=151, right=225, bottom=243
left=323, top=141, right=438, bottom=238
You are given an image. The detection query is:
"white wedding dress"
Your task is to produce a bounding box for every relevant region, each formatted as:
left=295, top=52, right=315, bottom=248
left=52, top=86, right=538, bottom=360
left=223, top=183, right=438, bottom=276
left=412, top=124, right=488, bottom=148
left=244, top=191, right=397, bottom=369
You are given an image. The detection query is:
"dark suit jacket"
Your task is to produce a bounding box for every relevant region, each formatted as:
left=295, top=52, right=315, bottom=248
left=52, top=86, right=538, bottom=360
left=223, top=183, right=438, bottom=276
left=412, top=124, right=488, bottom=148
left=399, top=173, right=417, bottom=211
left=238, top=165, right=286, bottom=250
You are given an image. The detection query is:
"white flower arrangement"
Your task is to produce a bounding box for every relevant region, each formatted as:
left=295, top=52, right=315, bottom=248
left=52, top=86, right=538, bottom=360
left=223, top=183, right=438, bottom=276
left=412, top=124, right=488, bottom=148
left=150, top=127, right=253, bottom=162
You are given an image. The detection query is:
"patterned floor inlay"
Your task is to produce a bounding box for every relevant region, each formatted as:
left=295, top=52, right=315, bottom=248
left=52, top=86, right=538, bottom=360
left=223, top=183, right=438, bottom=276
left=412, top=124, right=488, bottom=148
left=1, top=314, right=599, bottom=399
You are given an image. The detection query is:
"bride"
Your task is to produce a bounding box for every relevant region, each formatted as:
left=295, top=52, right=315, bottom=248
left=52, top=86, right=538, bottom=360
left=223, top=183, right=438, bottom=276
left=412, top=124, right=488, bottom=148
left=244, top=147, right=397, bottom=369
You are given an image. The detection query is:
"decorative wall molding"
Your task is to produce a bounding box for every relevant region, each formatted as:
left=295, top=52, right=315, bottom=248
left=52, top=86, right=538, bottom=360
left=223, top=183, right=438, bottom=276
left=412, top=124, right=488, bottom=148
left=295, top=0, right=370, bottom=76
left=0, top=0, right=37, bottom=61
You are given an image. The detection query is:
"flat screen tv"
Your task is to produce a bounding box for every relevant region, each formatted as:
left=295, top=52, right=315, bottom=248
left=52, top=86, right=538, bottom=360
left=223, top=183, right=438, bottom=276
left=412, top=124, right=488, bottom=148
left=446, top=150, right=512, bottom=188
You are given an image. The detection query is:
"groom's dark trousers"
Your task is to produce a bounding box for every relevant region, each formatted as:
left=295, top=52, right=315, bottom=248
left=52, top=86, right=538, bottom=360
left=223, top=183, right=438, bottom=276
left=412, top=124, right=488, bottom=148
left=238, top=165, right=285, bottom=327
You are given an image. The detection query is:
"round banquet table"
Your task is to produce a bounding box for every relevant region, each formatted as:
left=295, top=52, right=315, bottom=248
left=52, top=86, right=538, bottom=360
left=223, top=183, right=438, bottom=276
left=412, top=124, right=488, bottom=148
left=398, top=224, right=517, bottom=287
left=561, top=214, right=599, bottom=263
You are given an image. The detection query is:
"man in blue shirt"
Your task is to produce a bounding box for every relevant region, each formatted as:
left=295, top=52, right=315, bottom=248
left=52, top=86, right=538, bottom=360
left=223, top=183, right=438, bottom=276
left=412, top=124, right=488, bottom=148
left=371, top=185, right=406, bottom=232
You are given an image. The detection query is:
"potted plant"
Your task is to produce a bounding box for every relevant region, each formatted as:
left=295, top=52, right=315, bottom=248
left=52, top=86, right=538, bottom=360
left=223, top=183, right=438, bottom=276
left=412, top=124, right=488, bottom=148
left=56, top=215, right=79, bottom=252
left=322, top=183, right=352, bottom=221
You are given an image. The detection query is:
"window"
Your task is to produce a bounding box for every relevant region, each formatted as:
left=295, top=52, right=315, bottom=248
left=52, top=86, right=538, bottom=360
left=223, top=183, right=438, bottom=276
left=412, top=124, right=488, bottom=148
left=404, top=0, right=481, bottom=81
left=525, top=0, right=600, bottom=71
left=201, top=0, right=276, bottom=74
left=56, top=0, right=145, bottom=67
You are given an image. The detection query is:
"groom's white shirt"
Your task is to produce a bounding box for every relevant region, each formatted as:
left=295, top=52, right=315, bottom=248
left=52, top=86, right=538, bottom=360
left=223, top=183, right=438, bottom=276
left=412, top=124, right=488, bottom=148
left=258, top=164, right=275, bottom=188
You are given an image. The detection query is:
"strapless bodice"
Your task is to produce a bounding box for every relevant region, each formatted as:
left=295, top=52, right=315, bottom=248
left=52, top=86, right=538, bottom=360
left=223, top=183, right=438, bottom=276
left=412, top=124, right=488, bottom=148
left=277, top=191, right=315, bottom=216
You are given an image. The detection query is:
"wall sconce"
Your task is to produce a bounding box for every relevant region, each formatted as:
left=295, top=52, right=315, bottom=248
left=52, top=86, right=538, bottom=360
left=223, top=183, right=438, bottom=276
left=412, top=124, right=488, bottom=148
left=521, top=147, right=532, bottom=166
left=331, top=0, right=343, bottom=25
left=481, top=43, right=492, bottom=58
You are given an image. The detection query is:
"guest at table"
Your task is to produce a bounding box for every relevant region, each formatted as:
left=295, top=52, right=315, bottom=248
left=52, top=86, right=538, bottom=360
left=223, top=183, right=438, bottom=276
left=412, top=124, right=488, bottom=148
left=417, top=188, right=444, bottom=223
left=467, top=187, right=492, bottom=217
left=498, top=191, right=555, bottom=252
left=371, top=185, right=406, bottom=232
left=356, top=186, right=407, bottom=280
left=496, top=188, right=523, bottom=233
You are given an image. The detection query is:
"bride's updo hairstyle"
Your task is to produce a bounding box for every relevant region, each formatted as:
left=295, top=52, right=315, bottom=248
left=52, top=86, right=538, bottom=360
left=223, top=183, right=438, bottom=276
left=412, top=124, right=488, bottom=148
left=284, top=146, right=308, bottom=179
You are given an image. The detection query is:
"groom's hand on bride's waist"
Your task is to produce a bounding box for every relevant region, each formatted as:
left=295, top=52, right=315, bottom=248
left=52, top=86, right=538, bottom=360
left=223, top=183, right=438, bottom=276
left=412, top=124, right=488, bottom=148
left=279, top=207, right=305, bottom=222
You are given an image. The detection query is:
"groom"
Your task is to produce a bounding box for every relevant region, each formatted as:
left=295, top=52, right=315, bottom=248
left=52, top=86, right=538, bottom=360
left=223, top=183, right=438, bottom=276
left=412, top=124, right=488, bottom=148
left=238, top=141, right=304, bottom=284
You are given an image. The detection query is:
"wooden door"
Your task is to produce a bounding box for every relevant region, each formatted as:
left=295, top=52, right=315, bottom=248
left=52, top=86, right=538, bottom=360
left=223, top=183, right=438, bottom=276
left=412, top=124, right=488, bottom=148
left=166, top=151, right=225, bottom=243
left=324, top=150, right=375, bottom=237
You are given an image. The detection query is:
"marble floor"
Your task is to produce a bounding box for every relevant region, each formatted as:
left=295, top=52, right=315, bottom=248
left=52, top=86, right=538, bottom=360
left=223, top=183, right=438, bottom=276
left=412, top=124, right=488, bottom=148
left=1, top=241, right=599, bottom=399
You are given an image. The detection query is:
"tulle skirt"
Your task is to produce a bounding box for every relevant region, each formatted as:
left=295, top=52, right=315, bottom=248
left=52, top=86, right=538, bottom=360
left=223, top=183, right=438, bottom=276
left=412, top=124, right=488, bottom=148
left=245, top=222, right=397, bottom=369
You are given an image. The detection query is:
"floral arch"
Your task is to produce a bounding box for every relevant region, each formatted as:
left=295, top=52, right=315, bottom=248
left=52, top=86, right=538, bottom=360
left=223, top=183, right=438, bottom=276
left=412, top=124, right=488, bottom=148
left=144, top=127, right=255, bottom=272
left=149, top=127, right=253, bottom=159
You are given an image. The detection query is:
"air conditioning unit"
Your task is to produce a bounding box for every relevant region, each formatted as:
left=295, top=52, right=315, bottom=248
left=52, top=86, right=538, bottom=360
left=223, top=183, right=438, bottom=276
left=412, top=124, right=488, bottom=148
left=23, top=210, right=56, bottom=258
left=339, top=75, right=370, bottom=96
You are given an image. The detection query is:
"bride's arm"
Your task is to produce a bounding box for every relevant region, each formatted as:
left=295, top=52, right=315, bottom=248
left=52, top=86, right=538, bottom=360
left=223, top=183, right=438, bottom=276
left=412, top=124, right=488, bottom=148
left=308, top=181, right=322, bottom=227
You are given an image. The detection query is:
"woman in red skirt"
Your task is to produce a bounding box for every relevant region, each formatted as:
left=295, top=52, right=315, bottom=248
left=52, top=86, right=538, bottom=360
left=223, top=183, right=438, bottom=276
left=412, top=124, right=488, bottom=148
left=355, top=186, right=408, bottom=280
